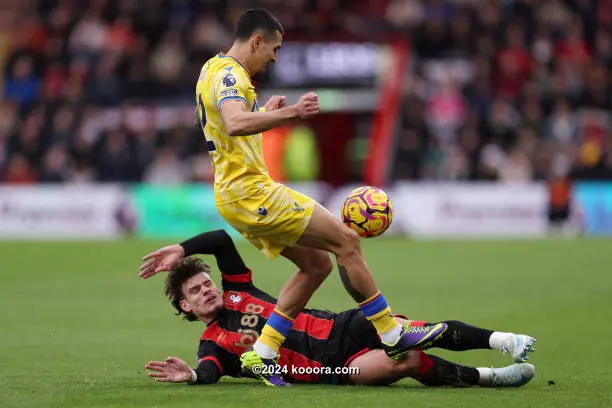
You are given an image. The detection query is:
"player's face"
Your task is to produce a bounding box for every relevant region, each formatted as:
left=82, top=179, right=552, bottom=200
left=254, top=30, right=282, bottom=73
left=180, top=273, right=223, bottom=319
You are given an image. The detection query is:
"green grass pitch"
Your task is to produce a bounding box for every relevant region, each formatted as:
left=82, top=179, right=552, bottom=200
left=1, top=237, right=611, bottom=407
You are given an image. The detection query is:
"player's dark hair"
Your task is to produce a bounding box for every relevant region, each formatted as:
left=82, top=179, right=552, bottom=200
left=235, top=8, right=284, bottom=41
left=165, top=257, right=212, bottom=322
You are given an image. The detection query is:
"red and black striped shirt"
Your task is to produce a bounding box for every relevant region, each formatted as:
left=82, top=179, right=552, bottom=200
left=183, top=230, right=342, bottom=384
left=198, top=268, right=342, bottom=383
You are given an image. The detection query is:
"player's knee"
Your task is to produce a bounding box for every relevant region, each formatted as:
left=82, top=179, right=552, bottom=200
left=336, top=227, right=362, bottom=258
left=319, top=254, right=334, bottom=278
left=311, top=252, right=333, bottom=279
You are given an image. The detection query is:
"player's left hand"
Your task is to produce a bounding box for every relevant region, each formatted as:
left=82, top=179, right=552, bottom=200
left=139, top=244, right=185, bottom=279
left=264, top=95, right=286, bottom=111
left=145, top=357, right=193, bottom=383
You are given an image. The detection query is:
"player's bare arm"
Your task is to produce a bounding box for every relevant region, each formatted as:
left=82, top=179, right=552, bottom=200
left=219, top=92, right=319, bottom=136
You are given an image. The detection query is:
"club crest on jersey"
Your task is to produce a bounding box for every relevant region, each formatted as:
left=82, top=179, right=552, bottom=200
left=224, top=291, right=242, bottom=305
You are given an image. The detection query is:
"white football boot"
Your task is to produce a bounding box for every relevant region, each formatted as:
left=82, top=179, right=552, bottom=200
left=489, top=363, right=535, bottom=387
left=500, top=334, right=536, bottom=363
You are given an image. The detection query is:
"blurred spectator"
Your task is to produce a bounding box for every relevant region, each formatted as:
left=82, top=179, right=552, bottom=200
left=188, top=151, right=214, bottom=183
left=499, top=147, right=533, bottom=183
left=545, top=99, right=579, bottom=144
left=1, top=0, right=611, bottom=185
left=96, top=130, right=139, bottom=182
left=3, top=153, right=37, bottom=184
left=425, top=79, right=468, bottom=143
left=594, top=30, right=612, bottom=68
left=9, top=108, right=45, bottom=165
left=69, top=9, right=107, bottom=61
left=190, top=13, right=230, bottom=56
left=39, top=145, right=71, bottom=182
left=393, top=129, right=423, bottom=180
left=49, top=105, right=78, bottom=146
left=69, top=133, right=95, bottom=183
left=85, top=54, right=123, bottom=106
left=150, top=30, right=186, bottom=92
left=391, top=0, right=612, bottom=182
left=105, top=14, right=136, bottom=55
left=143, top=145, right=187, bottom=185
left=494, top=23, right=532, bottom=101
left=4, top=55, right=41, bottom=109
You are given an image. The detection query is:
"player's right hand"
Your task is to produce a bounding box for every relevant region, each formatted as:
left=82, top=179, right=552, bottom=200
left=145, top=357, right=193, bottom=383
left=295, top=92, right=320, bottom=119
left=139, top=244, right=185, bottom=279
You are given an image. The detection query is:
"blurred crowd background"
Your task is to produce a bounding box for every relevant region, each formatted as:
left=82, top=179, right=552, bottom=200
left=1, top=0, right=611, bottom=186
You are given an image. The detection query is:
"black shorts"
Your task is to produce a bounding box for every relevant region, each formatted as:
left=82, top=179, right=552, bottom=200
left=317, top=309, right=382, bottom=385
left=548, top=206, right=570, bottom=223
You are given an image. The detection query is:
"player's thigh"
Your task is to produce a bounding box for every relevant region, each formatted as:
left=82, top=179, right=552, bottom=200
left=281, top=244, right=333, bottom=277
left=216, top=184, right=316, bottom=258
left=347, top=349, right=420, bottom=386
left=297, top=202, right=359, bottom=255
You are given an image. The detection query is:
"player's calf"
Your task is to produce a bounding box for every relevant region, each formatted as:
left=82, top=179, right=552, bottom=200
left=422, top=320, right=536, bottom=363
left=414, top=352, right=535, bottom=388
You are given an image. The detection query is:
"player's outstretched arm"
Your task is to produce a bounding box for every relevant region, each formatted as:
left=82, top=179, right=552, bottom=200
left=139, top=244, right=185, bottom=279
left=145, top=356, right=221, bottom=385
left=139, top=230, right=248, bottom=279
left=219, top=92, right=319, bottom=136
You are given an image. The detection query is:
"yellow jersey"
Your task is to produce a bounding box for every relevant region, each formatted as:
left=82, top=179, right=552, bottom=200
left=195, top=53, right=271, bottom=205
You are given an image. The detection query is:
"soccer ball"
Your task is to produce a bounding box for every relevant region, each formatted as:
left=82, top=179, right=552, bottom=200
left=341, top=186, right=394, bottom=238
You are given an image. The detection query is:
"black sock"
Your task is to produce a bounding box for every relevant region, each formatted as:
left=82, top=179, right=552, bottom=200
left=429, top=320, right=493, bottom=351
left=417, top=354, right=480, bottom=387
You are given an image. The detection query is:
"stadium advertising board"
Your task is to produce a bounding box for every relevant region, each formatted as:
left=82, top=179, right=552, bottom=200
left=0, top=185, right=129, bottom=239
left=128, top=185, right=234, bottom=239
left=392, top=183, right=549, bottom=237
left=573, top=182, right=612, bottom=235
left=326, top=183, right=549, bottom=237
left=0, top=183, right=552, bottom=239
left=129, top=183, right=329, bottom=239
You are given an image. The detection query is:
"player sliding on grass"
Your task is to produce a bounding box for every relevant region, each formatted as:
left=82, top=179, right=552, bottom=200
left=140, top=230, right=536, bottom=387
left=194, top=7, right=445, bottom=386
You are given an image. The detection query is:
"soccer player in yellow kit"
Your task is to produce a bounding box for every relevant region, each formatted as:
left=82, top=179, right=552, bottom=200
left=193, top=8, right=446, bottom=386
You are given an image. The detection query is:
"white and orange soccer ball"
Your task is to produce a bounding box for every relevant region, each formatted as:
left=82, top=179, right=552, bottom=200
left=341, top=186, right=394, bottom=238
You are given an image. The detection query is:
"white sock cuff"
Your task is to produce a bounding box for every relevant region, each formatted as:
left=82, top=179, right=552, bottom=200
left=489, top=331, right=511, bottom=350
left=253, top=340, right=278, bottom=360
left=379, top=323, right=403, bottom=345
left=476, top=367, right=492, bottom=386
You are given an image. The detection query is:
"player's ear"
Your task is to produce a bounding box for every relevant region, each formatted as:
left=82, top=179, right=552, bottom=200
left=179, top=299, right=192, bottom=313
left=252, top=33, right=263, bottom=51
